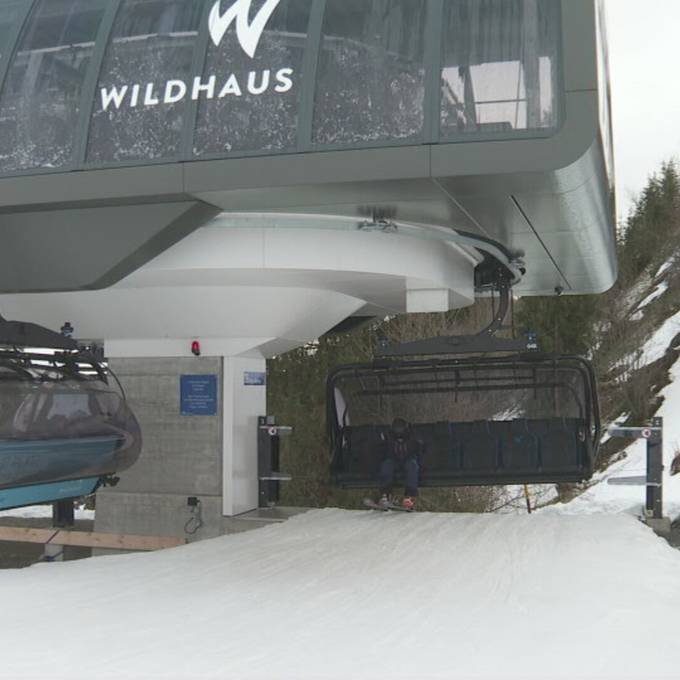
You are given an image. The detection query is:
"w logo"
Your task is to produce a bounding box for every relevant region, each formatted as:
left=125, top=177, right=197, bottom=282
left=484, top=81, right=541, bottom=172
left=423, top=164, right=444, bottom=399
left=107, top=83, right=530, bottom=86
left=208, top=0, right=282, bottom=58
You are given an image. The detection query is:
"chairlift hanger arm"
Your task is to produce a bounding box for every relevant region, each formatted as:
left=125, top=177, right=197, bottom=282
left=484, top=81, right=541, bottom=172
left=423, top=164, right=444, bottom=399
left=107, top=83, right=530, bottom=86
left=376, top=275, right=533, bottom=357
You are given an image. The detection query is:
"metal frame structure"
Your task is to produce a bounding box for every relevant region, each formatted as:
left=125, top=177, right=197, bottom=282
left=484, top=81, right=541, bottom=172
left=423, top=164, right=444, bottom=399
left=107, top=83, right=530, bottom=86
left=0, top=0, right=615, bottom=298
left=327, top=352, right=601, bottom=488
left=0, top=0, right=567, bottom=177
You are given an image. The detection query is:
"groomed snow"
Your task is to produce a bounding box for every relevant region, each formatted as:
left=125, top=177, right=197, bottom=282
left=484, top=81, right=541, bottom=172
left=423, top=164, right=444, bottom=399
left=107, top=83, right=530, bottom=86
left=0, top=510, right=679, bottom=680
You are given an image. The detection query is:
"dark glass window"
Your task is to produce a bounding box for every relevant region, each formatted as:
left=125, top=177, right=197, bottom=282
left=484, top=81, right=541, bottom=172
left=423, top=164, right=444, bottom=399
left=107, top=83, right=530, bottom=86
left=0, top=1, right=24, bottom=64
left=441, top=0, right=561, bottom=139
left=193, top=0, right=312, bottom=157
left=312, top=0, right=427, bottom=147
left=0, top=0, right=106, bottom=173
left=88, top=0, right=204, bottom=164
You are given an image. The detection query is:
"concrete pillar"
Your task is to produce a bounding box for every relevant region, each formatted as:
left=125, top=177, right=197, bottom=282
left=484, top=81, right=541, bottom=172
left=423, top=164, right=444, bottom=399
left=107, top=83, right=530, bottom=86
left=94, top=353, right=266, bottom=543
left=222, top=356, right=267, bottom=517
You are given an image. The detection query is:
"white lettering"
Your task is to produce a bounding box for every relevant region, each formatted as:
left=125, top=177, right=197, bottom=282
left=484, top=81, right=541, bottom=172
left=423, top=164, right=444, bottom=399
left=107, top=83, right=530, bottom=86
left=208, top=0, right=281, bottom=58
left=144, top=83, right=160, bottom=106
left=99, top=66, right=296, bottom=111
left=275, top=68, right=293, bottom=93
left=130, top=84, right=141, bottom=107
left=218, top=74, right=243, bottom=98
left=192, top=75, right=216, bottom=100
left=247, top=69, right=270, bottom=95
left=100, top=85, right=129, bottom=112
left=164, top=80, right=187, bottom=104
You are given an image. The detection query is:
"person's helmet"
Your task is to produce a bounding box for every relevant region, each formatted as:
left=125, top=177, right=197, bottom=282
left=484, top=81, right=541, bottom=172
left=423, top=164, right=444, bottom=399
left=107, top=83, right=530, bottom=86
left=391, top=417, right=410, bottom=440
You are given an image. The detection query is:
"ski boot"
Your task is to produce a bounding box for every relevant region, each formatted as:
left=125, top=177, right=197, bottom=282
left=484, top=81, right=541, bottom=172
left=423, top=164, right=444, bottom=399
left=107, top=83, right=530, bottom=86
left=402, top=496, right=416, bottom=511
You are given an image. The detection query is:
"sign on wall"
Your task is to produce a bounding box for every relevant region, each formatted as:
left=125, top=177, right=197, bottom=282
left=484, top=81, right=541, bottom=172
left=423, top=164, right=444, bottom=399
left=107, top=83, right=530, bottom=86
left=244, top=371, right=267, bottom=386
left=180, top=375, right=218, bottom=416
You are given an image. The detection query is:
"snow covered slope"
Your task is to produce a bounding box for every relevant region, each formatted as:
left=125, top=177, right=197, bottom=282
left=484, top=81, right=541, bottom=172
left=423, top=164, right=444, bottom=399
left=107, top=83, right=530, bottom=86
left=545, top=354, right=680, bottom=518
left=1, top=509, right=679, bottom=680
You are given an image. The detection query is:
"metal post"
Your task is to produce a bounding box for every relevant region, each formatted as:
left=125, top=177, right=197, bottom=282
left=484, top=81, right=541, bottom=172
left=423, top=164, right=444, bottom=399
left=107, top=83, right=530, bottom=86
left=646, top=417, right=663, bottom=521
left=258, top=417, right=293, bottom=508
left=607, top=419, right=669, bottom=535
left=52, top=500, right=75, bottom=528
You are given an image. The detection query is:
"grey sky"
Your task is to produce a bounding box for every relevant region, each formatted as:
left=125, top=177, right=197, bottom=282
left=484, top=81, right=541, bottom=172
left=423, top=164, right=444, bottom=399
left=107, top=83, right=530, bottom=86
left=607, top=0, right=680, bottom=221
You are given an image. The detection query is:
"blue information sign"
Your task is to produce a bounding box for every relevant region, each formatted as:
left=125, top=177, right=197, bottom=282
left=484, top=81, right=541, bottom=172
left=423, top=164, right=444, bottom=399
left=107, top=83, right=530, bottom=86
left=180, top=375, right=218, bottom=416
left=244, top=371, right=266, bottom=386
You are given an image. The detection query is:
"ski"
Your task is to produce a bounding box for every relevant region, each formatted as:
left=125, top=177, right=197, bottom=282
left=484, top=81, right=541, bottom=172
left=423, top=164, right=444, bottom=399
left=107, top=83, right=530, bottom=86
left=362, top=498, right=414, bottom=512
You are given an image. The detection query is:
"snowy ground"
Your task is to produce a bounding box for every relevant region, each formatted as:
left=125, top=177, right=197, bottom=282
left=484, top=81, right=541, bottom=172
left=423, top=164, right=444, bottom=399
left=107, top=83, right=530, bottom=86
left=0, top=510, right=678, bottom=680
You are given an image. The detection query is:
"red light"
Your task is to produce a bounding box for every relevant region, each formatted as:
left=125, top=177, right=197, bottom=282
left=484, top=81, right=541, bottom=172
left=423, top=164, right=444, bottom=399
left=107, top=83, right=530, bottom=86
left=191, top=340, right=201, bottom=357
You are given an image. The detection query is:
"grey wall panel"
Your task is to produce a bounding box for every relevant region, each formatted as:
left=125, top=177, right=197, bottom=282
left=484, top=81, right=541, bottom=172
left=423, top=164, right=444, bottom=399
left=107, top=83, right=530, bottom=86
left=0, top=200, right=219, bottom=292
left=431, top=92, right=598, bottom=184
left=0, top=164, right=185, bottom=208
left=561, top=0, right=597, bottom=92
left=106, top=357, right=223, bottom=497
left=184, top=145, right=432, bottom=195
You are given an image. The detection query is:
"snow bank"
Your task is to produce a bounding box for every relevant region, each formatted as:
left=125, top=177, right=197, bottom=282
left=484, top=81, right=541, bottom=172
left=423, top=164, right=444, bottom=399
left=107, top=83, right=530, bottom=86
left=546, top=354, right=680, bottom=519
left=630, top=280, right=669, bottom=320
left=0, top=505, right=94, bottom=521
left=619, top=308, right=680, bottom=369
left=0, top=509, right=679, bottom=680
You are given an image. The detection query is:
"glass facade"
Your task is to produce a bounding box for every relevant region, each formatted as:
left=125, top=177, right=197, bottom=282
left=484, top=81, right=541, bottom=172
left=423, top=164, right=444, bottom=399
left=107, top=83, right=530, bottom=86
left=88, top=0, right=204, bottom=164
left=193, top=0, right=312, bottom=157
left=0, top=0, right=106, bottom=173
left=0, top=0, right=571, bottom=175
left=440, top=0, right=561, bottom=139
left=312, top=0, right=427, bottom=147
left=0, top=1, right=24, bottom=64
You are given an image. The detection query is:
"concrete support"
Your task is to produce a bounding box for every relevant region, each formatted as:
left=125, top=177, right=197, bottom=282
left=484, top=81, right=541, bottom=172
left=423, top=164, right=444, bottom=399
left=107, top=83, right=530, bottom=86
left=222, top=356, right=266, bottom=517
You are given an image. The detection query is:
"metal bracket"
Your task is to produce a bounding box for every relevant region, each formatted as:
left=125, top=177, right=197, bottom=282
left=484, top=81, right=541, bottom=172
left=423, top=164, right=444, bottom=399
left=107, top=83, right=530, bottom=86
left=376, top=277, right=536, bottom=357
left=608, top=417, right=665, bottom=522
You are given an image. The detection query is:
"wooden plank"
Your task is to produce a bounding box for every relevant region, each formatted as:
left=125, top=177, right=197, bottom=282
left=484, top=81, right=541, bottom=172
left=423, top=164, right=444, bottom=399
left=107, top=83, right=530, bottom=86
left=0, top=526, right=185, bottom=551
left=55, top=531, right=185, bottom=551
left=0, top=527, right=58, bottom=545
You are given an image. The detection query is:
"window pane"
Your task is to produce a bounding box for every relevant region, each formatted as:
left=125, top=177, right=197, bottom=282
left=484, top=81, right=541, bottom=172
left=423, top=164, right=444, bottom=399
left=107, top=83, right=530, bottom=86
left=0, top=0, right=106, bottom=173
left=441, top=0, right=561, bottom=139
left=88, top=0, right=204, bottom=164
left=193, top=0, right=311, bottom=157
left=312, top=0, right=427, bottom=147
left=0, top=1, right=24, bottom=63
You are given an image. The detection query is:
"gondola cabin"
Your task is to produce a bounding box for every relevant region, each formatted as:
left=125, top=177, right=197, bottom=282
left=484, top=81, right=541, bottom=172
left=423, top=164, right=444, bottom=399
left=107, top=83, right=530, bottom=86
left=0, top=320, right=142, bottom=511
left=328, top=354, right=600, bottom=488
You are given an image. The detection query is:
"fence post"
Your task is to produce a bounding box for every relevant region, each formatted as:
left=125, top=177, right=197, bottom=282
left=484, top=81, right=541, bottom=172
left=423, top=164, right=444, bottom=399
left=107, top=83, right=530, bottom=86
left=646, top=416, right=664, bottom=521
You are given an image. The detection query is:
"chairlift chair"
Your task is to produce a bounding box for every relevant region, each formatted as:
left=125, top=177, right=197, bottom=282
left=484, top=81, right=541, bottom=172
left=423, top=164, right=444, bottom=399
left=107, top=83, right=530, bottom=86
left=326, top=272, right=601, bottom=489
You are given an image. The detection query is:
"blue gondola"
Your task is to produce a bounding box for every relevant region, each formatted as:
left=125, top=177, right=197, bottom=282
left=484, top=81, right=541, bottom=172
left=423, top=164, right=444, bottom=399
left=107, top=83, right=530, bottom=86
left=0, top=318, right=141, bottom=511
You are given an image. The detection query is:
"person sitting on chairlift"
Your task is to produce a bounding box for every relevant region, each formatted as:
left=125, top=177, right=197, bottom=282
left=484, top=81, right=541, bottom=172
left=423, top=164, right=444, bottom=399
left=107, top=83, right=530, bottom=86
left=377, top=418, right=422, bottom=510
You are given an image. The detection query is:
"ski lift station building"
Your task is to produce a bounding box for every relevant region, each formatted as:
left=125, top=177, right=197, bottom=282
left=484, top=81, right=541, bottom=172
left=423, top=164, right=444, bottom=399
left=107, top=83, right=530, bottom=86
left=0, top=0, right=616, bottom=538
